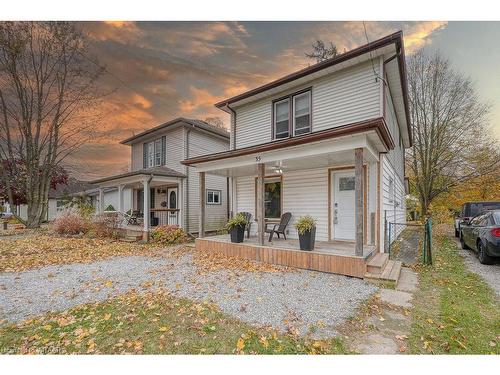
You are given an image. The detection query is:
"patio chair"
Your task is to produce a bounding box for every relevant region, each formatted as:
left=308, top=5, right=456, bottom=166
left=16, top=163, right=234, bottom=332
left=124, top=210, right=142, bottom=226
left=265, top=212, right=292, bottom=242
left=238, top=211, right=253, bottom=238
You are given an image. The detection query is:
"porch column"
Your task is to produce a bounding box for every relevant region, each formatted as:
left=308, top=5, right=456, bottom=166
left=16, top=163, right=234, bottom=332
left=199, top=172, right=205, bottom=238
left=117, top=185, right=124, bottom=214
left=355, top=148, right=364, bottom=256
left=98, top=188, right=104, bottom=214
left=142, top=178, right=150, bottom=241
left=256, top=163, right=265, bottom=245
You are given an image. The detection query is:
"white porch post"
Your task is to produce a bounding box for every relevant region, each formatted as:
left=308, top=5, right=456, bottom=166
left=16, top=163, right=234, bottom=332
left=142, top=178, right=150, bottom=241
left=355, top=148, right=364, bottom=256
left=257, top=163, right=265, bottom=246
left=118, top=185, right=124, bottom=214
left=98, top=188, right=104, bottom=214
left=199, top=172, right=205, bottom=238
left=178, top=178, right=184, bottom=229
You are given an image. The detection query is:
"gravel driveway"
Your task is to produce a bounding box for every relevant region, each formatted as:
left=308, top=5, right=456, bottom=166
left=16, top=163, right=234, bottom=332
left=455, top=239, right=500, bottom=297
left=0, top=248, right=376, bottom=338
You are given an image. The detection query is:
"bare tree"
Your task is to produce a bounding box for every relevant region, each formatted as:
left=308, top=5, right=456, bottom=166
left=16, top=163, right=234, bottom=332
left=407, top=49, right=500, bottom=216
left=204, top=116, right=227, bottom=129
left=0, top=22, right=104, bottom=227
left=305, top=40, right=338, bottom=63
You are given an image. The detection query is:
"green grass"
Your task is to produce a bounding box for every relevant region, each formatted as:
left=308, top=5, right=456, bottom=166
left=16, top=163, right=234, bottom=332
left=408, top=234, right=500, bottom=354
left=0, top=289, right=348, bottom=354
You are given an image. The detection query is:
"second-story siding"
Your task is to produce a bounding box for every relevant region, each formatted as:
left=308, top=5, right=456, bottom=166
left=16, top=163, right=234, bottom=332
left=233, top=60, right=381, bottom=149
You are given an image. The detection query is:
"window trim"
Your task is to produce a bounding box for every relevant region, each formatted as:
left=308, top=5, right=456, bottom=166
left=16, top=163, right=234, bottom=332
left=145, top=138, right=164, bottom=168
left=206, top=189, right=222, bottom=205
left=254, top=174, right=283, bottom=220
left=271, top=88, right=312, bottom=140
left=292, top=91, right=312, bottom=136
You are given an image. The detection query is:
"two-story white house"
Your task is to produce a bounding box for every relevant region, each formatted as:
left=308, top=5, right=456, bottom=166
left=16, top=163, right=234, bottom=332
left=183, top=31, right=410, bottom=279
left=91, top=118, right=230, bottom=239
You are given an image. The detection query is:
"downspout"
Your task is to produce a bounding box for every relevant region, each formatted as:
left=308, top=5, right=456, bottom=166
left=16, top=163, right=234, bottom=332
left=226, top=102, right=236, bottom=151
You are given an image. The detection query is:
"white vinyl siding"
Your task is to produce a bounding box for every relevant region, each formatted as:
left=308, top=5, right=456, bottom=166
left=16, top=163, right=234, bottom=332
left=384, top=87, right=405, bottom=181
left=187, top=129, right=229, bottom=233
left=380, top=154, right=406, bottom=249
left=234, top=166, right=379, bottom=243
left=234, top=60, right=381, bottom=149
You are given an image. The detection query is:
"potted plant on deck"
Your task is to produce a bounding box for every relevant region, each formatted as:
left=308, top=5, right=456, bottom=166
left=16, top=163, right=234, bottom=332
left=225, top=213, right=248, bottom=243
left=294, top=215, right=317, bottom=251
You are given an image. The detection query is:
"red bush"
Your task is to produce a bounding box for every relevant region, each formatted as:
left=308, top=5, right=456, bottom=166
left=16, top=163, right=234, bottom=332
left=150, top=225, right=188, bottom=245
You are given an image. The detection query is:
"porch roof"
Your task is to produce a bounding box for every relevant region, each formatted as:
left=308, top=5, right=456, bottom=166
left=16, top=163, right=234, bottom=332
left=90, top=166, right=186, bottom=188
left=181, top=118, right=389, bottom=177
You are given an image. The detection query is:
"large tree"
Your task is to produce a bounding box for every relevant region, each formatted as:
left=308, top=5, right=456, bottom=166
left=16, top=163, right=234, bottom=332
left=0, top=22, right=104, bottom=227
left=407, top=49, right=500, bottom=216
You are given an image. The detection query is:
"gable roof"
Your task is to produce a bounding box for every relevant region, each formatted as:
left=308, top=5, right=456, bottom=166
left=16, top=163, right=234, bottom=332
left=215, top=31, right=411, bottom=146
left=120, top=117, right=230, bottom=145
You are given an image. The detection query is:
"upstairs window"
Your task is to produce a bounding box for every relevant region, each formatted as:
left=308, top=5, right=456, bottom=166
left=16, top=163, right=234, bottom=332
left=293, top=91, right=311, bottom=135
left=274, top=99, right=290, bottom=139
left=154, top=139, right=162, bottom=166
left=143, top=136, right=166, bottom=168
left=147, top=142, right=155, bottom=168
left=272, top=89, right=311, bottom=140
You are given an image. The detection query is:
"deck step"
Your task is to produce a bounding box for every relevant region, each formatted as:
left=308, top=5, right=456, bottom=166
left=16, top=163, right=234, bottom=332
left=364, top=259, right=403, bottom=286
left=366, top=253, right=389, bottom=274
left=121, top=235, right=142, bottom=243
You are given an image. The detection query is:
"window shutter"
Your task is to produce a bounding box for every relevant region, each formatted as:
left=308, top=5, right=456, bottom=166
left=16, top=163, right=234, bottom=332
left=161, top=136, right=166, bottom=165
left=143, top=143, right=147, bottom=169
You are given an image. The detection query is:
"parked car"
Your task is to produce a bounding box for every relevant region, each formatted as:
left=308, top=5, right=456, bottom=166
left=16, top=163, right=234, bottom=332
left=459, top=209, right=500, bottom=264
left=454, top=201, right=500, bottom=237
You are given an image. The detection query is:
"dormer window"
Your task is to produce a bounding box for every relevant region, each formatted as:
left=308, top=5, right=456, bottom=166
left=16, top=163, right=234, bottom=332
left=272, top=89, right=311, bottom=140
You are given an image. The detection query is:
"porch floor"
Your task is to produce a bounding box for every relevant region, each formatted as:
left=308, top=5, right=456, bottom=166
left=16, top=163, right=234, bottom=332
left=204, top=234, right=375, bottom=258
left=196, top=234, right=377, bottom=278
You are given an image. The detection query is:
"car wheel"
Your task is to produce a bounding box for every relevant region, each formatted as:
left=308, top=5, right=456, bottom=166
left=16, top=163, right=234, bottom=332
left=460, top=233, right=470, bottom=250
left=478, top=241, right=494, bottom=265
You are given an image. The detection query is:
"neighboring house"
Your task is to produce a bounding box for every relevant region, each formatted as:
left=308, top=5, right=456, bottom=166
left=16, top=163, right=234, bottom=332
left=183, top=31, right=410, bottom=264
left=16, top=178, right=94, bottom=221
left=91, top=118, right=230, bottom=238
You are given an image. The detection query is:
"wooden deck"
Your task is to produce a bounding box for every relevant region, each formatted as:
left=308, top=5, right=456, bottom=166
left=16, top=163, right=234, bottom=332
left=196, top=234, right=376, bottom=278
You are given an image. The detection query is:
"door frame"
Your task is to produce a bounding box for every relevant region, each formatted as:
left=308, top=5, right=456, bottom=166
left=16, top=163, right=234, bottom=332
left=328, top=165, right=367, bottom=242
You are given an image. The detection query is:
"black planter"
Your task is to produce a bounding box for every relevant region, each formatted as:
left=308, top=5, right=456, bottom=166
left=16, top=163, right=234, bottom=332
left=229, top=225, right=245, bottom=243
left=298, top=227, right=316, bottom=251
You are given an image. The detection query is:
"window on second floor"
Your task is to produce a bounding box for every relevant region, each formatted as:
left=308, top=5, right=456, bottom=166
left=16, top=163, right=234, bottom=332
left=144, top=136, right=166, bottom=168
left=273, top=89, right=311, bottom=140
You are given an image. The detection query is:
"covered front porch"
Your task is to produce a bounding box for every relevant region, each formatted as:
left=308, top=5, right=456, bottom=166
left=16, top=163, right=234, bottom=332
left=183, top=125, right=389, bottom=277
left=91, top=167, right=186, bottom=240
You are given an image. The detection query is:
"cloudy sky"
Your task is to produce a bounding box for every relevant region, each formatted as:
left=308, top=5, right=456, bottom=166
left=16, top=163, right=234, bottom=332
left=69, top=21, right=500, bottom=179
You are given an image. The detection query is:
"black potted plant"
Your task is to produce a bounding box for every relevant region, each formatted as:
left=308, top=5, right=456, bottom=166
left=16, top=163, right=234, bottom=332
left=225, top=213, right=248, bottom=243
left=294, top=215, right=317, bottom=251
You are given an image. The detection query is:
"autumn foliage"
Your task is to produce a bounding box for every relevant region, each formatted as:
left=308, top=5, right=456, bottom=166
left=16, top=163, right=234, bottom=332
left=52, top=208, right=91, bottom=235
left=150, top=225, right=188, bottom=246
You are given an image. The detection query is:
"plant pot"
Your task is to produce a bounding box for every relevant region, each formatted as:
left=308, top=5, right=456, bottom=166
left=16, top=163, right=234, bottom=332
left=298, top=227, right=316, bottom=251
left=229, top=225, right=245, bottom=243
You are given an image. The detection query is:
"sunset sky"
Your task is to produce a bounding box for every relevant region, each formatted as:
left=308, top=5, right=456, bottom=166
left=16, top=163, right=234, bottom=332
left=69, top=21, right=500, bottom=180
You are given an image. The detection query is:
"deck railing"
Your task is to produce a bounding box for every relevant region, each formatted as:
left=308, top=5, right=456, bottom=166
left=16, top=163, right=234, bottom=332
left=151, top=208, right=179, bottom=226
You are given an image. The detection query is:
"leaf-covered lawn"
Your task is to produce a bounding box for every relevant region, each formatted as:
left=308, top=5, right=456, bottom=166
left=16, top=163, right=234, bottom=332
left=408, top=231, right=500, bottom=354
left=0, top=289, right=348, bottom=354
left=0, top=233, right=161, bottom=272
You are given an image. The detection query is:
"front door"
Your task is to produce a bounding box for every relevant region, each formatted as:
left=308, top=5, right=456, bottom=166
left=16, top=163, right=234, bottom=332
left=166, top=187, right=178, bottom=225
left=331, top=170, right=356, bottom=241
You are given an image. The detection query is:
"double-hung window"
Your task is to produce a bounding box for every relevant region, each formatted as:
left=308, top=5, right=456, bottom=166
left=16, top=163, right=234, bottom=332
left=147, top=142, right=155, bottom=168
left=293, top=91, right=311, bottom=135
left=274, top=99, right=290, bottom=139
left=273, top=89, right=311, bottom=140
left=154, top=139, right=162, bottom=166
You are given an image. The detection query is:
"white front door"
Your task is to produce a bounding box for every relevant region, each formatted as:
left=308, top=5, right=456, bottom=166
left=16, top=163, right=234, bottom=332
left=331, top=170, right=356, bottom=241
left=166, top=187, right=178, bottom=225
